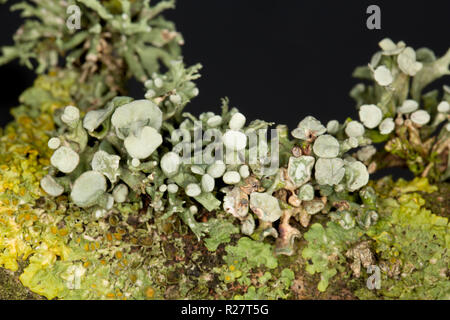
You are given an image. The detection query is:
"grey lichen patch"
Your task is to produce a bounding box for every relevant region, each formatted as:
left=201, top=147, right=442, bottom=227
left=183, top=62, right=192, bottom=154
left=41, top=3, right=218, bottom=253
left=356, top=146, right=377, bottom=162
left=379, top=38, right=406, bottom=55
left=2, top=0, right=448, bottom=299
left=201, top=174, right=215, bottom=192
left=229, top=112, right=246, bottom=130
left=437, top=101, right=450, bottom=113
left=223, top=171, right=241, bottom=184
left=410, top=110, right=430, bottom=126
left=241, top=215, right=255, bottom=235
left=303, top=199, right=325, bottom=215
left=373, top=65, right=393, bottom=86
left=345, top=121, right=365, bottom=138
left=345, top=241, right=375, bottom=278
left=61, top=106, right=80, bottom=127
left=326, top=120, right=340, bottom=135
left=223, top=130, right=247, bottom=151
left=207, top=161, right=226, bottom=178
left=351, top=39, right=449, bottom=182
left=47, top=137, right=61, bottom=150
left=91, top=150, right=121, bottom=183
left=111, top=99, right=163, bottom=138
left=298, top=183, right=314, bottom=201
left=112, top=183, right=128, bottom=203
left=379, top=117, right=395, bottom=135
left=397, top=100, right=419, bottom=114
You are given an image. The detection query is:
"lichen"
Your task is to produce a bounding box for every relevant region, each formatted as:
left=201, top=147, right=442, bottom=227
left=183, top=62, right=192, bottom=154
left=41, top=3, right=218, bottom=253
left=0, top=1, right=448, bottom=301
left=355, top=180, right=449, bottom=299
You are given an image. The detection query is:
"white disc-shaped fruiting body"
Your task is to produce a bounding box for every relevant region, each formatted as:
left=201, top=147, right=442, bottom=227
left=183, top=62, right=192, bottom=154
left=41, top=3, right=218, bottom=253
left=411, top=110, right=430, bottom=126
left=201, top=174, right=215, bottom=192
left=124, top=126, right=162, bottom=159
left=40, top=175, right=64, bottom=197
left=223, top=130, right=247, bottom=151
left=374, top=65, right=393, bottom=86
left=186, top=183, right=201, bottom=197
left=397, top=100, right=419, bottom=114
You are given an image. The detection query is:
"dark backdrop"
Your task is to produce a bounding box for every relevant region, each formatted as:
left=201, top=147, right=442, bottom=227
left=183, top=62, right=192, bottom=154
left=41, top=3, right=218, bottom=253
left=1, top=0, right=449, bottom=130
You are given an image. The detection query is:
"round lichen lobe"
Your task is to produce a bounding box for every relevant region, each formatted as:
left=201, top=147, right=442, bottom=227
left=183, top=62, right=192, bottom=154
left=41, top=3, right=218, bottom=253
left=1, top=4, right=449, bottom=300
left=160, top=152, right=181, bottom=177
left=124, top=126, right=162, bottom=159
left=223, top=130, right=247, bottom=151
left=229, top=112, right=246, bottom=130
left=345, top=121, right=365, bottom=138
left=379, top=117, right=395, bottom=135
left=111, top=99, right=163, bottom=138
left=410, top=110, right=430, bottom=126
left=40, top=175, right=64, bottom=197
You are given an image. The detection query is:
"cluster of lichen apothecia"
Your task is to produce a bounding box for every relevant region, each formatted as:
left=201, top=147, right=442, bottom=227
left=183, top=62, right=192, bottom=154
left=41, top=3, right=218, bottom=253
left=0, top=1, right=448, bottom=299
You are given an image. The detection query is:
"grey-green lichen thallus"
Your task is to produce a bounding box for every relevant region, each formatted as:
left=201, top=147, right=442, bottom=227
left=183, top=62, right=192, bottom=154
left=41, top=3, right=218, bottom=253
left=0, top=0, right=448, bottom=300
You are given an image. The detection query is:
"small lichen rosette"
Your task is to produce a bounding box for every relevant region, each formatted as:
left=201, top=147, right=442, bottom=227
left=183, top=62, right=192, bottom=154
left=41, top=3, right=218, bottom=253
left=39, top=89, right=377, bottom=262
left=48, top=99, right=157, bottom=199
left=219, top=115, right=378, bottom=257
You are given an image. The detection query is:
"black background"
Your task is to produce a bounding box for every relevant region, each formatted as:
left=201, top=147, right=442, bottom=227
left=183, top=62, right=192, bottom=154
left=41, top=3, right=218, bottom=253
left=0, top=0, right=449, bottom=129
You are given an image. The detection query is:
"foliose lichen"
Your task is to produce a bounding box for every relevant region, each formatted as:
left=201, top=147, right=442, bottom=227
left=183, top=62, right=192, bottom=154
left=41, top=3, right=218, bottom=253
left=0, top=0, right=448, bottom=300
